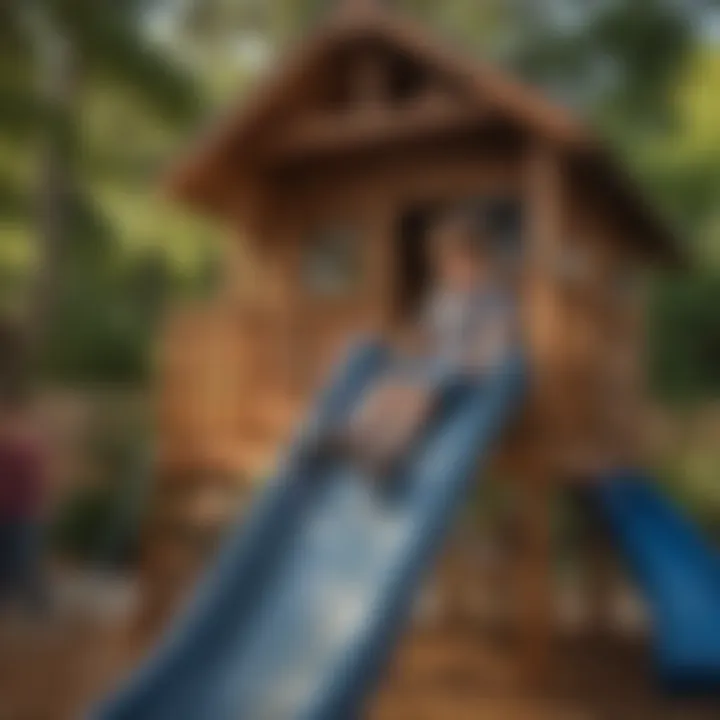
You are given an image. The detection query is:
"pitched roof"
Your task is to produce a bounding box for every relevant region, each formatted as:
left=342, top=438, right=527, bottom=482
left=163, top=2, right=682, bottom=266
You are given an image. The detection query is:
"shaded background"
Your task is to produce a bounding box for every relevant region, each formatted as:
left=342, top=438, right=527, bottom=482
left=1, top=0, right=719, bottom=566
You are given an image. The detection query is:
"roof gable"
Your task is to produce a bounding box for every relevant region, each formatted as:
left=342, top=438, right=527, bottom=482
left=165, top=5, right=592, bottom=199
left=163, top=2, right=682, bottom=267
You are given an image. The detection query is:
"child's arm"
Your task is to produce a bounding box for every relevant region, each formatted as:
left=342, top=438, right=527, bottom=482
left=463, top=301, right=515, bottom=375
left=466, top=317, right=513, bottom=372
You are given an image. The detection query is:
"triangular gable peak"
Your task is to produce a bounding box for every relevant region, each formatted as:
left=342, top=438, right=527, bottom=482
left=165, top=5, right=591, bottom=204
left=249, top=38, right=501, bottom=167
left=164, top=2, right=681, bottom=266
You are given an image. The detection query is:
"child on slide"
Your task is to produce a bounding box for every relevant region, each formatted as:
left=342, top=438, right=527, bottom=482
left=337, top=203, right=516, bottom=475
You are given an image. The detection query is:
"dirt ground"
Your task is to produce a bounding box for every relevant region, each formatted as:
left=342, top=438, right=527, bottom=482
left=2, top=576, right=719, bottom=720
left=373, top=625, right=720, bottom=720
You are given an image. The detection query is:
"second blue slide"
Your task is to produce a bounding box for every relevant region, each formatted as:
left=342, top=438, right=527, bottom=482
left=595, top=472, right=720, bottom=690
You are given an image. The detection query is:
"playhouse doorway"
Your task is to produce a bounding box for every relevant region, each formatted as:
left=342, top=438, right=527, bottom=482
left=396, top=206, right=435, bottom=322
left=395, top=198, right=524, bottom=322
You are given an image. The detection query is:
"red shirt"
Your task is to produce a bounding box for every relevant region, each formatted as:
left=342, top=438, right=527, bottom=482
left=0, top=436, right=43, bottom=521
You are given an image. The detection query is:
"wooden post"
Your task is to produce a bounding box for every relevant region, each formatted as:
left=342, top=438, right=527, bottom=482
left=513, top=452, right=555, bottom=686
left=583, top=493, right=616, bottom=640
left=515, top=137, right=566, bottom=684
left=265, top=203, right=304, bottom=398
left=367, top=197, right=398, bottom=335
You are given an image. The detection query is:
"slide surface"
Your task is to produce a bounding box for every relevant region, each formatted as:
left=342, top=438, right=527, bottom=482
left=595, top=472, right=720, bottom=690
left=94, top=343, right=525, bottom=720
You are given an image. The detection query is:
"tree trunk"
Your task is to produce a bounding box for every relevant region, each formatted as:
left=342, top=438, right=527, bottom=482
left=28, top=28, right=79, bottom=370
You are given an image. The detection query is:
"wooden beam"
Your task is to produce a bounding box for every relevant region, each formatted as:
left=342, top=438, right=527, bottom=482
left=261, top=101, right=489, bottom=165
left=513, top=456, right=555, bottom=687
left=515, top=138, right=566, bottom=685
left=525, top=138, right=566, bottom=420
left=349, top=50, right=390, bottom=106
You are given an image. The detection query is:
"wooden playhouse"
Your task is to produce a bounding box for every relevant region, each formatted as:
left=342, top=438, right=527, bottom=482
left=145, top=0, right=681, bottom=674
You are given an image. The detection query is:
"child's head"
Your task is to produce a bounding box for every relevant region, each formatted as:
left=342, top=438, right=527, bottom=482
left=428, top=202, right=495, bottom=291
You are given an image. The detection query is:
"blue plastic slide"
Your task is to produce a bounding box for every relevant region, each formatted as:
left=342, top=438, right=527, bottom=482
left=595, top=472, right=720, bottom=690
left=93, top=343, right=525, bottom=720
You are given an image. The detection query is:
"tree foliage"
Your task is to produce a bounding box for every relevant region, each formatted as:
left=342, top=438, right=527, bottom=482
left=0, top=0, right=209, bottom=384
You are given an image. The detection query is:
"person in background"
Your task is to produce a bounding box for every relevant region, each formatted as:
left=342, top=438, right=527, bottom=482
left=0, top=382, right=48, bottom=616
left=338, top=202, right=517, bottom=475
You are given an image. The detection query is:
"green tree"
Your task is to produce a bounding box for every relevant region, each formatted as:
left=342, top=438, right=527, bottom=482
left=0, top=0, right=200, bottom=374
